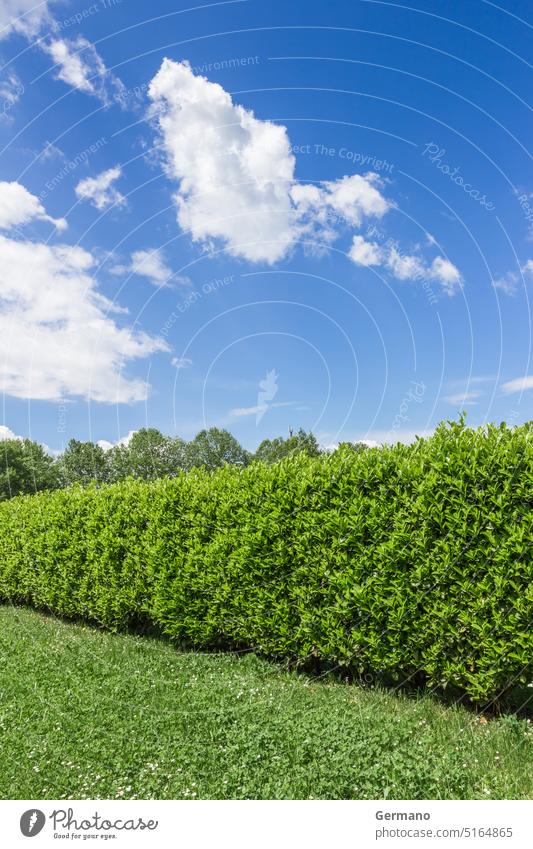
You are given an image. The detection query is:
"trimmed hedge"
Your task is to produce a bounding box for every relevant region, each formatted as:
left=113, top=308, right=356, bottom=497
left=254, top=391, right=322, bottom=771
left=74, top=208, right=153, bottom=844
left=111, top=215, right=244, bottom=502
left=0, top=420, right=531, bottom=703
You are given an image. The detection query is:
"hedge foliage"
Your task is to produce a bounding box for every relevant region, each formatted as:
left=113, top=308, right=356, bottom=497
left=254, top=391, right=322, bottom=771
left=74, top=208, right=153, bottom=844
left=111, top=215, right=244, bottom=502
left=0, top=420, right=531, bottom=703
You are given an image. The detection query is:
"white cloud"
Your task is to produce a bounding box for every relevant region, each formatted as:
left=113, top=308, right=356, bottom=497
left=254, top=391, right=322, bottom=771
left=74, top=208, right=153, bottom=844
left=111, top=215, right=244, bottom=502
left=148, top=60, right=389, bottom=264
left=500, top=375, right=533, bottom=395
left=97, top=430, right=137, bottom=451
left=441, top=390, right=483, bottom=406
left=111, top=248, right=191, bottom=287
left=96, top=439, right=113, bottom=451
left=321, top=429, right=433, bottom=449
left=0, top=424, right=21, bottom=441
left=293, top=173, right=390, bottom=231
left=96, top=439, right=114, bottom=451
left=348, top=235, right=462, bottom=295
left=44, top=37, right=96, bottom=94
left=0, top=5, right=127, bottom=105
left=39, top=140, right=64, bottom=161
left=171, top=356, right=192, bottom=369
left=429, top=256, right=462, bottom=295
left=0, top=7, right=128, bottom=108
left=522, top=259, right=533, bottom=278
left=359, top=428, right=433, bottom=444
left=321, top=438, right=380, bottom=451
left=229, top=401, right=294, bottom=418
left=326, top=173, right=390, bottom=224
left=41, top=36, right=125, bottom=105
left=147, top=60, right=461, bottom=291
left=386, top=247, right=426, bottom=281
left=0, top=0, right=55, bottom=40
left=75, top=166, right=125, bottom=210
left=493, top=260, right=533, bottom=296
left=493, top=271, right=519, bottom=296
left=0, top=70, right=23, bottom=120
left=130, top=249, right=171, bottom=284
left=148, top=58, right=298, bottom=264
left=291, top=174, right=390, bottom=246
left=0, top=180, right=67, bottom=230
left=0, top=234, right=167, bottom=403
left=348, top=235, right=383, bottom=266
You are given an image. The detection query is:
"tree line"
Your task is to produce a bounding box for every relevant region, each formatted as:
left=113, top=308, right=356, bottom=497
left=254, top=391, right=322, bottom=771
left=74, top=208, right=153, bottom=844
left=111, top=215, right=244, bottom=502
left=0, top=427, right=356, bottom=502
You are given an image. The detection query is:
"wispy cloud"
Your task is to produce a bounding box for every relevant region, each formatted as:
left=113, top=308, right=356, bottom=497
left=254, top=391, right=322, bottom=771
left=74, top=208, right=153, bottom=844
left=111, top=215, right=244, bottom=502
left=0, top=0, right=56, bottom=41
left=171, top=356, right=192, bottom=370
left=500, top=375, right=533, bottom=395
left=493, top=259, right=533, bottom=296
left=440, top=375, right=495, bottom=406
left=0, top=70, right=23, bottom=121
left=349, top=234, right=463, bottom=295
left=112, top=248, right=190, bottom=287
left=441, top=390, right=483, bottom=406
left=41, top=36, right=126, bottom=105
left=229, top=401, right=294, bottom=419
left=75, top=166, right=125, bottom=210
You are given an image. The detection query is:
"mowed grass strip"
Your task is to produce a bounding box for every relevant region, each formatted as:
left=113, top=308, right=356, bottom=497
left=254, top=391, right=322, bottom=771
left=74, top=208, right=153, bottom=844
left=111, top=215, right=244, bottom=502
left=0, top=606, right=531, bottom=800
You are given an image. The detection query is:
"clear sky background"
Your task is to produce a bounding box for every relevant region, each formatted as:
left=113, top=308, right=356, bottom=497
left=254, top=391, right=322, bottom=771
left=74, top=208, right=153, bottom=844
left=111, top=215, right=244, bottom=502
left=0, top=0, right=531, bottom=452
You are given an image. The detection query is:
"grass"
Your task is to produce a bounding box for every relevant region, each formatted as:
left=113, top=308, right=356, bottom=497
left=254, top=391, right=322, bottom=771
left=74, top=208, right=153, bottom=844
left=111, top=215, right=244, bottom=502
left=0, top=605, right=531, bottom=800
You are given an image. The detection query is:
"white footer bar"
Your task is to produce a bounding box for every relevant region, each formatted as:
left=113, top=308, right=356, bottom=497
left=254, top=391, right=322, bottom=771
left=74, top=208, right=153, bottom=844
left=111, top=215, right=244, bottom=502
left=1, top=800, right=531, bottom=848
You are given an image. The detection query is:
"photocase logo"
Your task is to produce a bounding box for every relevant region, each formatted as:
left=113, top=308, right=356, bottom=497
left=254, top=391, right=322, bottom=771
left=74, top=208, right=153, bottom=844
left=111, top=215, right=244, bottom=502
left=20, top=810, right=46, bottom=837
left=256, top=368, right=278, bottom=424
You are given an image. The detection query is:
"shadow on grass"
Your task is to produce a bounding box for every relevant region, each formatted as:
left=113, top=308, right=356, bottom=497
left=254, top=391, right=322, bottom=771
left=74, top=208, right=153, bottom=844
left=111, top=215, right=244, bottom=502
left=5, top=601, right=532, bottom=720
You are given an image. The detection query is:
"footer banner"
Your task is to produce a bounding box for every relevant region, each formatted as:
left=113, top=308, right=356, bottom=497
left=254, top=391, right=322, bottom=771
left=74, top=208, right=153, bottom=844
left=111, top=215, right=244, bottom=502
left=1, top=800, right=531, bottom=848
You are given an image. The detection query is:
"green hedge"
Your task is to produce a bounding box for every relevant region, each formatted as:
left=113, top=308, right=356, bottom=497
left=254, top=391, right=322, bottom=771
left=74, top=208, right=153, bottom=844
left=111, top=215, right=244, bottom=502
left=0, top=420, right=531, bottom=703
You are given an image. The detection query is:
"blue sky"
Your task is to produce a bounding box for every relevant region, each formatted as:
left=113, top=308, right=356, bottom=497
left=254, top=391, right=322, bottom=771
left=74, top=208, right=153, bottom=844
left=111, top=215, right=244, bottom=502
left=0, top=0, right=531, bottom=452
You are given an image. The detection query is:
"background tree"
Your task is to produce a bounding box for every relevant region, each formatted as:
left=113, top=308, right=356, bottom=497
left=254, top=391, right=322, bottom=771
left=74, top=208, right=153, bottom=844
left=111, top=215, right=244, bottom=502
left=254, top=428, right=321, bottom=464
left=109, top=429, right=188, bottom=481
left=335, top=441, right=369, bottom=453
left=58, top=439, right=110, bottom=486
left=0, top=438, right=59, bottom=501
left=186, top=428, right=250, bottom=471
left=0, top=426, right=329, bottom=500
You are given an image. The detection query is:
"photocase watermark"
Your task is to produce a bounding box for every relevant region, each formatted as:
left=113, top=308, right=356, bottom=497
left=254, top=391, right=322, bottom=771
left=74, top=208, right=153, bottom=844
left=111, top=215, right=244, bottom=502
left=0, top=76, right=24, bottom=119
left=115, top=82, right=150, bottom=110
left=57, top=399, right=68, bottom=435
left=256, top=368, right=279, bottom=424
left=366, top=224, right=439, bottom=306
left=388, top=380, right=426, bottom=440
left=421, top=143, right=495, bottom=211
left=20, top=809, right=46, bottom=837
left=51, top=807, right=158, bottom=835
left=290, top=143, right=394, bottom=173
left=117, top=57, right=260, bottom=109
left=39, top=136, right=108, bottom=200
left=191, top=55, right=261, bottom=75
left=19, top=807, right=159, bottom=838
left=160, top=274, right=235, bottom=337
left=50, top=0, right=122, bottom=35
left=516, top=192, right=533, bottom=231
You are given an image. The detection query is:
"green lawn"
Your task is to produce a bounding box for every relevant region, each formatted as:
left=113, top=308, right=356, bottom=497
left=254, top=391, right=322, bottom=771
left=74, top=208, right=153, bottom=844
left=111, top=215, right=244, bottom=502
left=0, top=605, right=531, bottom=800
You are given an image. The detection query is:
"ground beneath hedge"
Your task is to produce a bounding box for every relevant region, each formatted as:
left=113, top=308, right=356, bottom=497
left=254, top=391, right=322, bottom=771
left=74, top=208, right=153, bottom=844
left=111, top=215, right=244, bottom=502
left=0, top=606, right=531, bottom=800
